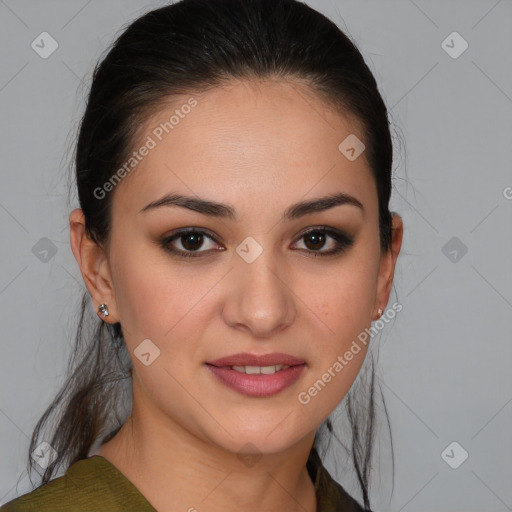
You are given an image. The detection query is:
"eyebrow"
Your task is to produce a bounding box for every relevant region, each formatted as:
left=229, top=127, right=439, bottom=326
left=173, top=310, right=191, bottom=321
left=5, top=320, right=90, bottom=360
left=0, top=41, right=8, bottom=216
left=138, top=191, right=364, bottom=221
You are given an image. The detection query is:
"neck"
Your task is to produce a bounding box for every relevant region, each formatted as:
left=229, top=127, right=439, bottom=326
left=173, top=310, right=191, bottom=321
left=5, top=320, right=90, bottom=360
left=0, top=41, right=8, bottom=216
left=96, top=398, right=318, bottom=512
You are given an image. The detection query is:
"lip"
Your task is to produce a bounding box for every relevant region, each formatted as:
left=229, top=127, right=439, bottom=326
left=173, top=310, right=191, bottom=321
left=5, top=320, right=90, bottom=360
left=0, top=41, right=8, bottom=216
left=205, top=363, right=306, bottom=398
left=206, top=352, right=306, bottom=367
left=205, top=352, right=307, bottom=397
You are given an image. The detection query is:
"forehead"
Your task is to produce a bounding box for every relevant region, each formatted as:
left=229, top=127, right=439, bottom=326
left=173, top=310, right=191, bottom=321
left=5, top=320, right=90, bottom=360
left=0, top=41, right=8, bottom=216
left=111, top=79, right=376, bottom=220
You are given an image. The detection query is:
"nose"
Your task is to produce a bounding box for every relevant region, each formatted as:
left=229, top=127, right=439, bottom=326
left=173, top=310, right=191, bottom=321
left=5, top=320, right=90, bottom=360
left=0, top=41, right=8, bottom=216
left=221, top=246, right=297, bottom=339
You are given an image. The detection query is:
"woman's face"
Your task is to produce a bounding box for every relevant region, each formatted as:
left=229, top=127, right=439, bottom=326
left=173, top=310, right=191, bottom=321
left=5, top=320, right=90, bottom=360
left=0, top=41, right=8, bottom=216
left=94, top=79, right=395, bottom=455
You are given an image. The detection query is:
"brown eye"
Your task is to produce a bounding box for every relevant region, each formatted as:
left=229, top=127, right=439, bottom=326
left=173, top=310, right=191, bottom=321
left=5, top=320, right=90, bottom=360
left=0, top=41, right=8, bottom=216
left=303, top=231, right=327, bottom=251
left=160, top=228, right=222, bottom=258
left=159, top=226, right=354, bottom=260
left=293, top=227, right=354, bottom=257
left=180, top=232, right=205, bottom=251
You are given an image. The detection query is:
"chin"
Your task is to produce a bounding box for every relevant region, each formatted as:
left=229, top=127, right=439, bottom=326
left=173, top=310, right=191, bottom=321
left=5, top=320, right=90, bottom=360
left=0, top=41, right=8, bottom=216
left=209, top=424, right=311, bottom=459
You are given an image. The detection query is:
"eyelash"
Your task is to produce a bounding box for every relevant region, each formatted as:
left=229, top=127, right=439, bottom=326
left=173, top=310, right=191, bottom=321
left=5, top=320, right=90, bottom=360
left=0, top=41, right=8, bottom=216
left=158, top=226, right=354, bottom=259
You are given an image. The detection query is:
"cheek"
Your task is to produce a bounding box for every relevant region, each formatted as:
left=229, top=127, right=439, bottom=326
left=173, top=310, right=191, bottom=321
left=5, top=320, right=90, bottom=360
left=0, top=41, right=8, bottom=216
left=314, top=289, right=372, bottom=378
left=109, top=241, right=198, bottom=342
left=299, top=255, right=377, bottom=409
left=312, top=260, right=377, bottom=339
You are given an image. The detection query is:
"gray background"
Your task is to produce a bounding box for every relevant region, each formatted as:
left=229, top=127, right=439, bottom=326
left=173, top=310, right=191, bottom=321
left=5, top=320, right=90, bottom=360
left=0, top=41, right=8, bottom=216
left=1, top=0, right=511, bottom=510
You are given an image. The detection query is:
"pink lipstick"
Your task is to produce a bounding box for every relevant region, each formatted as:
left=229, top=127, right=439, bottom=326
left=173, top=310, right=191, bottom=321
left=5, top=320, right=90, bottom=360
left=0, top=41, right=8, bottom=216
left=205, top=352, right=306, bottom=398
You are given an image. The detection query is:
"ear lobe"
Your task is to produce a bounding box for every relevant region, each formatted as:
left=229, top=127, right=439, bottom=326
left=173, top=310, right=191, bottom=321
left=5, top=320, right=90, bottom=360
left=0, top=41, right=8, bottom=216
left=69, top=208, right=118, bottom=322
left=374, top=213, right=403, bottom=318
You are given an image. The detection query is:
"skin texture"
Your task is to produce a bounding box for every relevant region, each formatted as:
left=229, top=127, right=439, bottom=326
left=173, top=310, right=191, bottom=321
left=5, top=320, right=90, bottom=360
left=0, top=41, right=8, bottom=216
left=70, top=78, right=403, bottom=512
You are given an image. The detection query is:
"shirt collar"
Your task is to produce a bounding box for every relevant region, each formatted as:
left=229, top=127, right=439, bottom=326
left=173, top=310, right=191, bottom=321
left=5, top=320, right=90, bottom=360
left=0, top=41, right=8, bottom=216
left=85, top=448, right=366, bottom=512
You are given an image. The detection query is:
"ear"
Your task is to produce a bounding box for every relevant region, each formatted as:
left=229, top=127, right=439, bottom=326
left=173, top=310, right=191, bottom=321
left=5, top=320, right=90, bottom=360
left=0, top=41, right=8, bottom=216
left=373, top=213, right=403, bottom=320
left=69, top=208, right=119, bottom=323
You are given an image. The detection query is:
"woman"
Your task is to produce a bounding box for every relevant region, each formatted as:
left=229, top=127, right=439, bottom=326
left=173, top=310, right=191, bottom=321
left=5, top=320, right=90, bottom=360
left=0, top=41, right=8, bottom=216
left=2, top=0, right=403, bottom=510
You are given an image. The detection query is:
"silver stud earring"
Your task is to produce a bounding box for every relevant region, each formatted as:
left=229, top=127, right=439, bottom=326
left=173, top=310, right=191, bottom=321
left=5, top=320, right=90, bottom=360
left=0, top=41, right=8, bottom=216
left=98, top=303, right=109, bottom=318
left=377, top=308, right=383, bottom=317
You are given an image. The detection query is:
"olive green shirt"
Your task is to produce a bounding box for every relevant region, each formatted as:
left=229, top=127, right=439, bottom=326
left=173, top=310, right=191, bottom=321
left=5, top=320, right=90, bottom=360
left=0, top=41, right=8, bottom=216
left=1, top=449, right=366, bottom=511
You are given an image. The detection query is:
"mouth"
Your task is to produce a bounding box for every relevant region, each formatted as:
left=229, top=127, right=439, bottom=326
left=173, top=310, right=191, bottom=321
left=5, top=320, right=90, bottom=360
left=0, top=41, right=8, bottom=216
left=205, top=353, right=306, bottom=397
left=206, top=352, right=306, bottom=368
left=213, top=364, right=296, bottom=374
